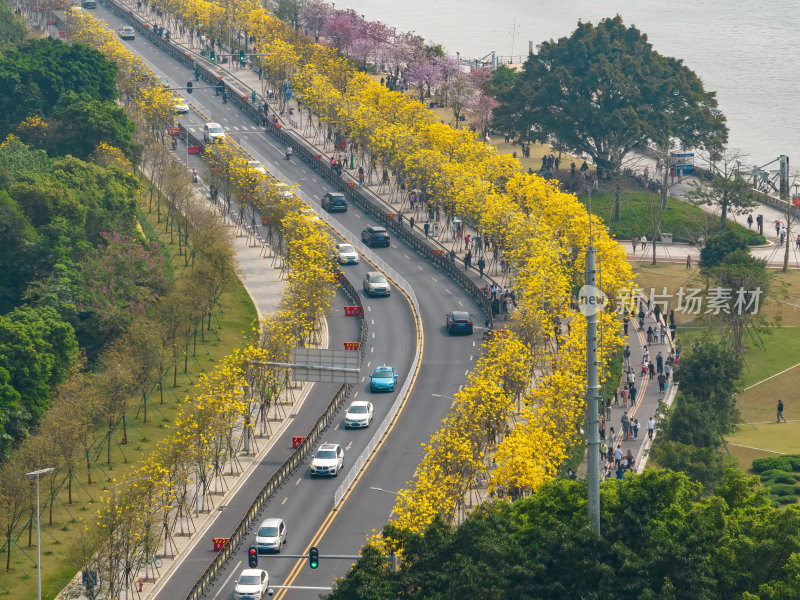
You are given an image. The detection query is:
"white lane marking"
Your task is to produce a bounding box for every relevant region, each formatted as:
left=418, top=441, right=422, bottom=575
left=214, top=560, right=242, bottom=599
left=451, top=399, right=457, bottom=407
left=371, top=319, right=375, bottom=325
left=469, top=355, right=473, bottom=361
left=472, top=340, right=476, bottom=347
left=465, top=370, right=469, bottom=376
left=372, top=332, right=375, bottom=338
left=354, top=392, right=358, bottom=398
left=367, top=361, right=371, bottom=367
left=431, top=276, right=438, bottom=282
left=281, top=497, right=288, bottom=505
left=457, top=300, right=464, bottom=307
left=417, top=265, right=423, bottom=270
left=403, top=254, right=410, bottom=259
left=371, top=347, right=374, bottom=353
left=446, top=289, right=453, bottom=294
left=367, top=306, right=372, bottom=312
left=295, top=478, right=302, bottom=486
left=392, top=244, right=398, bottom=248
left=459, top=385, right=463, bottom=391
left=312, top=178, right=318, bottom=183
left=355, top=214, right=362, bottom=218
left=361, top=376, right=366, bottom=382
left=345, top=441, right=353, bottom=451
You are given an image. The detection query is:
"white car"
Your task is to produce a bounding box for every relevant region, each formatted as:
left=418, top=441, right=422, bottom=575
left=310, top=443, right=344, bottom=477
left=274, top=182, right=294, bottom=199
left=233, top=569, right=269, bottom=600
left=173, top=97, right=189, bottom=114
left=345, top=401, right=373, bottom=428
left=254, top=517, right=286, bottom=553
left=117, top=26, right=135, bottom=40
left=203, top=122, right=225, bottom=144
left=335, top=243, right=359, bottom=265
left=247, top=160, right=266, bottom=176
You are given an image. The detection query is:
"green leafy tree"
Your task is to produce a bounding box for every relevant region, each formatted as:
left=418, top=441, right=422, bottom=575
left=493, top=16, right=725, bottom=221
left=0, top=305, right=78, bottom=449
left=0, top=38, right=118, bottom=139
left=328, top=470, right=800, bottom=600
left=688, top=150, right=757, bottom=229
left=0, top=2, right=26, bottom=47
left=700, top=227, right=751, bottom=268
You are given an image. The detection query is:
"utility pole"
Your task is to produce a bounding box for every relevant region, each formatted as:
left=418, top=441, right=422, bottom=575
left=584, top=190, right=601, bottom=534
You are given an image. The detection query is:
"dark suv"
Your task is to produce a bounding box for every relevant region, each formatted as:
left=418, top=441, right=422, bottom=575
left=446, top=311, right=474, bottom=334
left=321, top=192, right=348, bottom=212
left=361, top=226, right=390, bottom=248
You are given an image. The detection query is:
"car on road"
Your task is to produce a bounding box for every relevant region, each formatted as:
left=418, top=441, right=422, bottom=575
left=247, top=160, right=266, bottom=176
left=321, top=192, right=348, bottom=212
left=233, top=568, right=269, bottom=600
left=203, top=122, right=225, bottom=144
left=254, top=517, right=286, bottom=553
left=344, top=401, right=374, bottom=428
left=335, top=243, right=359, bottom=265
left=273, top=182, right=294, bottom=199
left=80, top=0, right=96, bottom=8
left=370, top=365, right=398, bottom=392
left=117, top=26, right=135, bottom=40
left=446, top=310, right=474, bottom=335
left=172, top=97, right=189, bottom=114
left=361, top=225, right=390, bottom=247
left=363, top=271, right=390, bottom=297
left=310, top=443, right=344, bottom=477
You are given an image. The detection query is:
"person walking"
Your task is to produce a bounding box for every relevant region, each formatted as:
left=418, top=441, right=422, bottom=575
left=477, top=256, right=486, bottom=278
left=657, top=372, right=666, bottom=393
left=631, top=236, right=638, bottom=252
left=656, top=351, right=664, bottom=374
left=686, top=253, right=692, bottom=270
left=632, top=419, right=639, bottom=441
left=464, top=250, right=472, bottom=270
left=629, top=384, right=637, bottom=407
left=620, top=385, right=629, bottom=408
left=647, top=417, right=655, bottom=440
left=664, top=362, right=671, bottom=381
left=192, top=167, right=198, bottom=183
left=621, top=412, right=630, bottom=439
left=623, top=315, right=629, bottom=337
left=660, top=325, right=667, bottom=344
left=623, top=345, right=631, bottom=369
left=747, top=214, right=754, bottom=229
left=614, top=445, right=623, bottom=468
left=653, top=324, right=660, bottom=344
left=778, top=400, right=788, bottom=423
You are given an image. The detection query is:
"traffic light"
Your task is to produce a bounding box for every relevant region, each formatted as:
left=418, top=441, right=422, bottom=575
left=308, top=546, right=319, bottom=569
left=210, top=49, right=216, bottom=62
left=186, top=81, right=192, bottom=94
left=248, top=546, right=258, bottom=568
left=239, top=49, right=245, bottom=63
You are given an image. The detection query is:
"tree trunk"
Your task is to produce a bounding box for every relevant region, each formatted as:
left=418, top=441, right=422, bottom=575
left=721, top=202, right=728, bottom=228
left=613, top=174, right=622, bottom=222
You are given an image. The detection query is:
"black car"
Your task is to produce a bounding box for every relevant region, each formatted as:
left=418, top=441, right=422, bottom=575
left=81, top=0, right=96, bottom=7
left=321, top=192, right=348, bottom=212
left=446, top=311, right=474, bottom=334
left=361, top=226, right=390, bottom=247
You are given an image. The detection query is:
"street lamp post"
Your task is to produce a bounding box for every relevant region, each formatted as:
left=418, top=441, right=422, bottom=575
left=26, top=467, right=54, bottom=600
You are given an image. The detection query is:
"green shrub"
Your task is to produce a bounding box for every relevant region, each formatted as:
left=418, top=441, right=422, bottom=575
left=752, top=456, right=795, bottom=474
left=766, top=483, right=798, bottom=497
left=760, top=470, right=798, bottom=484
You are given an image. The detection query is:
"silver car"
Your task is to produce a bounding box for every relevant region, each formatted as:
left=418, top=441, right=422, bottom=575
left=254, top=517, right=286, bottom=553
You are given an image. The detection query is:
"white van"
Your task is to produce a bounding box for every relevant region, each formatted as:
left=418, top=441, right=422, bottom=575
left=203, top=122, right=225, bottom=144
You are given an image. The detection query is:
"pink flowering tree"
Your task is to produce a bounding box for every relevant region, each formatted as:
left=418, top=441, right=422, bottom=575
left=300, top=0, right=334, bottom=42
left=322, top=13, right=357, bottom=53
left=80, top=232, right=169, bottom=334
left=406, top=59, right=442, bottom=102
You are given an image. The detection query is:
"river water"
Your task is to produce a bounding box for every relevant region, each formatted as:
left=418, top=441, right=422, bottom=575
left=342, top=0, right=798, bottom=168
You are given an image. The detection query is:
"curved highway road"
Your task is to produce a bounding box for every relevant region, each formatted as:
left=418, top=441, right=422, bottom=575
left=82, top=7, right=485, bottom=598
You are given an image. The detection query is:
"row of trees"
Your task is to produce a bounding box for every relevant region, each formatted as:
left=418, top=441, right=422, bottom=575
left=53, top=10, right=340, bottom=598
left=239, top=10, right=632, bottom=533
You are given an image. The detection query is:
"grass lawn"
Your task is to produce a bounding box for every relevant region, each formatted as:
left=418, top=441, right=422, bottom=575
left=726, top=422, right=800, bottom=471
left=576, top=190, right=765, bottom=245
left=0, top=201, right=258, bottom=600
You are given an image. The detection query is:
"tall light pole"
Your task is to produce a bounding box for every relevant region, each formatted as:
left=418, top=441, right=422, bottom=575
left=26, top=467, right=54, bottom=600
left=583, top=189, right=601, bottom=534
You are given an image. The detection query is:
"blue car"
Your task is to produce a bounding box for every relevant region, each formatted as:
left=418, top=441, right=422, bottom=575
left=370, top=365, right=398, bottom=392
